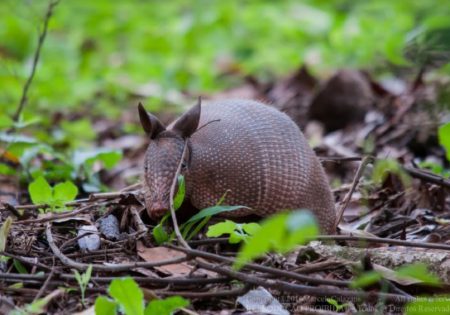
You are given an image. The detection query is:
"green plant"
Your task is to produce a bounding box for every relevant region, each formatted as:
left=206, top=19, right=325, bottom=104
left=326, top=298, right=349, bottom=312
left=94, top=277, right=189, bottom=315
left=151, top=175, right=246, bottom=244
left=395, top=263, right=441, bottom=286
left=405, top=295, right=450, bottom=315
left=28, top=176, right=78, bottom=212
left=0, top=217, right=12, bottom=263
left=350, top=263, right=441, bottom=289
left=73, top=265, right=93, bottom=306
left=206, top=220, right=260, bottom=244
left=10, top=289, right=64, bottom=315
left=438, top=122, right=450, bottom=162
left=234, top=209, right=319, bottom=269
left=418, top=161, right=450, bottom=177
left=372, top=159, right=412, bottom=187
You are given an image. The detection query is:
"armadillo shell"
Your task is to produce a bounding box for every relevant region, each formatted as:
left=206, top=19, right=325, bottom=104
left=183, top=99, right=336, bottom=234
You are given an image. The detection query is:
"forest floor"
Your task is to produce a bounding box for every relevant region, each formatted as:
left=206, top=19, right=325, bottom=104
left=1, top=63, right=450, bottom=314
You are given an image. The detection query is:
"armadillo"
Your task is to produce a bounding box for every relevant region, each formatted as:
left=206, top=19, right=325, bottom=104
left=138, top=99, right=336, bottom=233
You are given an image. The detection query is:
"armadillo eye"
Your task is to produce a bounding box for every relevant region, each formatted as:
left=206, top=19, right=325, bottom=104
left=181, top=160, right=188, bottom=170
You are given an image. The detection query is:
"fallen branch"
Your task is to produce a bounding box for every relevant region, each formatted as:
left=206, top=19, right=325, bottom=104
left=169, top=245, right=350, bottom=287
left=0, top=272, right=230, bottom=287
left=195, top=260, right=412, bottom=304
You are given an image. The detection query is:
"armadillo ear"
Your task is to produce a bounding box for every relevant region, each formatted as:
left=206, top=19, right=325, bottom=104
left=138, top=102, right=166, bottom=139
left=172, top=97, right=201, bottom=138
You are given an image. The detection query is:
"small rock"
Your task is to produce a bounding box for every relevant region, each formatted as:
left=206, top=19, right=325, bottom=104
left=98, top=215, right=120, bottom=240
left=237, top=287, right=289, bottom=315
left=77, top=225, right=100, bottom=251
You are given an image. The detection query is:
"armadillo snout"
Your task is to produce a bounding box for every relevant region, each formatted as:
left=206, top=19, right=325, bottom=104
left=148, top=203, right=168, bottom=220
left=143, top=134, right=186, bottom=221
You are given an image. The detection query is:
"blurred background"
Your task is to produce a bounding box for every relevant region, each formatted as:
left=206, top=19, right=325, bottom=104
left=1, top=0, right=450, bottom=192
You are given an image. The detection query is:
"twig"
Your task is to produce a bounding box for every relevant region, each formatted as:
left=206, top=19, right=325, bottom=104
left=189, top=235, right=450, bottom=251
left=3, top=190, right=134, bottom=212
left=315, top=235, right=450, bottom=251
left=158, top=285, right=251, bottom=299
left=168, top=140, right=190, bottom=249
left=0, top=251, right=53, bottom=271
left=14, top=204, right=98, bottom=225
left=0, top=272, right=230, bottom=287
left=45, top=223, right=189, bottom=272
left=195, top=260, right=412, bottom=304
left=335, top=156, right=373, bottom=230
left=168, top=245, right=350, bottom=287
left=319, top=156, right=362, bottom=163
left=33, top=268, right=54, bottom=301
left=13, top=0, right=61, bottom=122
left=403, top=165, right=450, bottom=189
left=130, top=205, right=148, bottom=236
left=320, top=155, right=450, bottom=190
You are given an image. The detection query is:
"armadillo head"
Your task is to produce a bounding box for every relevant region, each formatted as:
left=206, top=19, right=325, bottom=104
left=138, top=101, right=201, bottom=220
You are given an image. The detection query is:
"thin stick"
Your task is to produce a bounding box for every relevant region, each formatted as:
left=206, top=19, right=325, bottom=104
left=168, top=140, right=190, bottom=249
left=335, top=156, right=373, bottom=230
left=0, top=272, right=230, bottom=287
left=13, top=0, right=61, bottom=121
left=130, top=205, right=148, bottom=236
left=33, top=268, right=54, bottom=301
left=189, top=235, right=450, bottom=251
left=169, top=245, right=349, bottom=287
left=196, top=260, right=412, bottom=304
left=15, top=204, right=98, bottom=225
left=315, top=235, right=450, bottom=251
left=158, top=285, right=250, bottom=299
left=320, top=155, right=450, bottom=189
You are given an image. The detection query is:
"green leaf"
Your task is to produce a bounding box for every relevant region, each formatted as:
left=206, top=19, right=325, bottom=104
left=53, top=181, right=78, bottom=205
left=173, top=175, right=185, bottom=210
left=234, top=210, right=318, bottom=269
left=350, top=271, right=382, bottom=288
left=83, top=264, right=93, bottom=286
left=144, top=296, right=189, bottom=315
left=153, top=224, right=169, bottom=245
left=280, top=210, right=319, bottom=252
left=74, top=270, right=82, bottom=286
left=327, top=298, right=339, bottom=308
left=395, top=263, right=441, bottom=286
left=372, top=159, right=411, bottom=187
left=406, top=296, right=450, bottom=315
left=28, top=176, right=53, bottom=205
left=0, top=163, right=16, bottom=175
left=108, top=277, right=144, bottom=315
left=95, top=296, right=117, bottom=315
left=326, top=298, right=348, bottom=311
left=206, top=220, right=260, bottom=244
left=13, top=259, right=28, bottom=274
left=0, top=217, right=12, bottom=252
left=73, top=149, right=122, bottom=170
left=186, top=205, right=247, bottom=224
left=206, top=220, right=237, bottom=237
left=242, top=223, right=260, bottom=235
left=94, top=151, right=123, bottom=170
left=438, top=122, right=450, bottom=162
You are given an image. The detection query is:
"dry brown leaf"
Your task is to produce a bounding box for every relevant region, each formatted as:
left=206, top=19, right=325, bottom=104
left=136, top=242, right=192, bottom=276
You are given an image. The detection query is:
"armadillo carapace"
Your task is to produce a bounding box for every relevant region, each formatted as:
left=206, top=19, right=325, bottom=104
left=139, top=99, right=336, bottom=233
